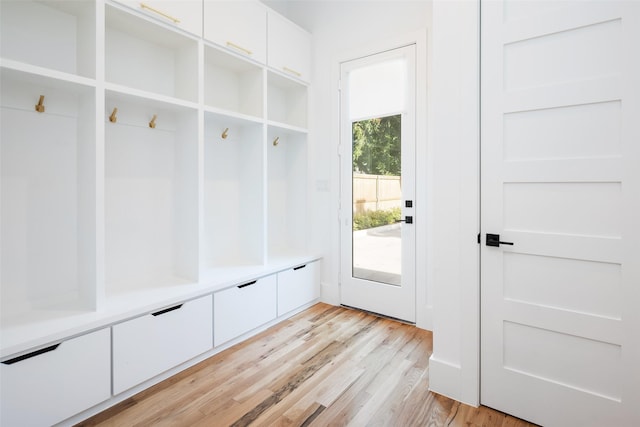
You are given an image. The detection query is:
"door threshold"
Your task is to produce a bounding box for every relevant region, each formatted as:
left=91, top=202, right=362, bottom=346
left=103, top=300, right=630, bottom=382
left=340, top=304, right=415, bottom=325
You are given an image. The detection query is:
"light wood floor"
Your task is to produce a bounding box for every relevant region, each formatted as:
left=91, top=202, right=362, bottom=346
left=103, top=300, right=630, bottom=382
left=79, top=303, right=537, bottom=427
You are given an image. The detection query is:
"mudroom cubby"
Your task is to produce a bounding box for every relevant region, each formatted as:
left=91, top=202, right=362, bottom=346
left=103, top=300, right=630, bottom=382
left=204, top=44, right=264, bottom=119
left=203, top=112, right=265, bottom=270
left=267, top=70, right=308, bottom=130
left=1, top=1, right=319, bottom=423
left=105, top=91, right=199, bottom=296
left=105, top=2, right=199, bottom=103
left=1, top=68, right=98, bottom=321
left=267, top=125, right=309, bottom=261
left=0, top=0, right=96, bottom=79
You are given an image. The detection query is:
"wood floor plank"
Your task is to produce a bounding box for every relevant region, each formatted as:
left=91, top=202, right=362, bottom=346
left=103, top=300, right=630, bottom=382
left=78, top=303, right=538, bottom=427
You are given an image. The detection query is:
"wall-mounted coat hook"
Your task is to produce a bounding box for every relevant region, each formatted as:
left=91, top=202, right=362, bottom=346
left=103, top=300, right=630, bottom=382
left=273, top=136, right=280, bottom=146
left=221, top=128, right=229, bottom=139
left=109, top=108, right=118, bottom=123
left=35, top=95, right=45, bottom=113
left=149, top=114, right=157, bottom=129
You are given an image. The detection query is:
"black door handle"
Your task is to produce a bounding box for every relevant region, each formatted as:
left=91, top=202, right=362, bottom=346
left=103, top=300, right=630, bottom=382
left=395, top=216, right=413, bottom=224
left=486, top=233, right=513, bottom=247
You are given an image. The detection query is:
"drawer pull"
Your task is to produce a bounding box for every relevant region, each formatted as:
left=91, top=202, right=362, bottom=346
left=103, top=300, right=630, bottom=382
left=283, top=67, right=302, bottom=78
left=238, top=280, right=257, bottom=289
left=226, top=41, right=252, bottom=56
left=140, top=3, right=180, bottom=23
left=2, top=344, right=60, bottom=365
left=293, top=264, right=307, bottom=271
left=152, top=304, right=183, bottom=316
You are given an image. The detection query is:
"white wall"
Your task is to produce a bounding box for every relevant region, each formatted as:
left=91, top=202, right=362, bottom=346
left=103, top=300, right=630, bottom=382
left=428, top=0, right=480, bottom=406
left=284, top=0, right=433, bottom=326
left=276, top=0, right=480, bottom=406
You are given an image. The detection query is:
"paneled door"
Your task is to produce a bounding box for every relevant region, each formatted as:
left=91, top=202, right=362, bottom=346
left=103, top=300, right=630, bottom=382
left=340, top=45, right=416, bottom=322
left=481, top=1, right=640, bottom=426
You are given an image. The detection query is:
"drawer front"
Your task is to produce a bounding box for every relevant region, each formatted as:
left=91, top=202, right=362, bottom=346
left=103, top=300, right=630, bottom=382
left=267, top=11, right=311, bottom=82
left=113, top=0, right=203, bottom=37
left=277, top=261, right=320, bottom=316
left=1, top=329, right=111, bottom=427
left=203, top=0, right=267, bottom=64
left=113, top=295, right=213, bottom=395
left=214, top=275, right=277, bottom=346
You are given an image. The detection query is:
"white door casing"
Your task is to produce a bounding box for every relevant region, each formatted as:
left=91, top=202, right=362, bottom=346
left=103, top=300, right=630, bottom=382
left=481, top=1, right=640, bottom=426
left=339, top=45, right=417, bottom=322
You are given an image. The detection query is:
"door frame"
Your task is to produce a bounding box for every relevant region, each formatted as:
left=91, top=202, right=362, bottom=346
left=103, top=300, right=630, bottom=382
left=332, top=29, right=430, bottom=328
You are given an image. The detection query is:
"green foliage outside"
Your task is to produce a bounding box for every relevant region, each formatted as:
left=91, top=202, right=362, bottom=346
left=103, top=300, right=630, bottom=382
left=353, top=207, right=401, bottom=231
left=352, top=114, right=401, bottom=176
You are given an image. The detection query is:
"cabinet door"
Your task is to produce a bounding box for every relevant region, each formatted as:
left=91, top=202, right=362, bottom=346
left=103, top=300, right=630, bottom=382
left=268, top=11, right=311, bottom=82
left=113, top=0, right=203, bottom=37
left=1, top=329, right=111, bottom=426
left=214, top=275, right=277, bottom=346
left=277, top=261, right=320, bottom=316
left=112, top=295, right=213, bottom=395
left=203, top=0, right=267, bottom=64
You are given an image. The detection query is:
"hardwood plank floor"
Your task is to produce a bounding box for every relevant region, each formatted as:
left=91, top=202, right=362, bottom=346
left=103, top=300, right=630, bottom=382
left=78, top=303, right=537, bottom=427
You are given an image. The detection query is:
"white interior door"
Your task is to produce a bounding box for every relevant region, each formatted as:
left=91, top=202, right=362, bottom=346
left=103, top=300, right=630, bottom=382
left=481, top=1, right=640, bottom=426
left=340, top=45, right=416, bottom=322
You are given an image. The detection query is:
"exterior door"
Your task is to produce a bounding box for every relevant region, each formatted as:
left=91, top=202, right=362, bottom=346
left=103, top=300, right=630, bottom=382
left=481, top=1, right=640, bottom=426
left=340, top=45, right=416, bottom=322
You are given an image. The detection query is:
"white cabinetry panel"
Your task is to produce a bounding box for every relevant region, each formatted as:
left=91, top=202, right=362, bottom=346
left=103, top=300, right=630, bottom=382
left=112, top=295, right=213, bottom=395
left=267, top=11, right=311, bottom=83
left=112, top=0, right=203, bottom=37
left=277, top=261, right=320, bottom=316
left=214, top=275, right=277, bottom=346
left=203, top=0, right=267, bottom=64
left=0, top=329, right=111, bottom=427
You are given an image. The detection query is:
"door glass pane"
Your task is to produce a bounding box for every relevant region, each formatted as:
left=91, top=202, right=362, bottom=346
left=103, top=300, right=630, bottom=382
left=349, top=56, right=406, bottom=286
left=352, top=115, right=402, bottom=285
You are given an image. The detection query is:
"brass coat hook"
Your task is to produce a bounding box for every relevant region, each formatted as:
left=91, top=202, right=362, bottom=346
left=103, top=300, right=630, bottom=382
left=149, top=114, right=157, bottom=129
left=273, top=136, right=280, bottom=146
left=221, top=128, right=229, bottom=139
left=109, top=108, right=118, bottom=123
left=35, top=95, right=45, bottom=113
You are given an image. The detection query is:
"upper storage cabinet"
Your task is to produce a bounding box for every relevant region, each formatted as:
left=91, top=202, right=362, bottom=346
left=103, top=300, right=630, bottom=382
left=0, top=0, right=96, bottom=79
left=267, top=11, right=311, bottom=83
left=105, top=3, right=199, bottom=103
left=203, top=0, right=267, bottom=65
left=111, top=0, right=203, bottom=37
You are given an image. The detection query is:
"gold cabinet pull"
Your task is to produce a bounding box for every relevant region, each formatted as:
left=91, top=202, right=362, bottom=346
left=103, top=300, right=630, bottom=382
left=226, top=41, right=252, bottom=56
left=283, top=67, right=302, bottom=78
left=140, top=3, right=180, bottom=24
left=221, top=128, right=229, bottom=139
left=273, top=136, right=279, bottom=146
left=109, top=107, right=118, bottom=123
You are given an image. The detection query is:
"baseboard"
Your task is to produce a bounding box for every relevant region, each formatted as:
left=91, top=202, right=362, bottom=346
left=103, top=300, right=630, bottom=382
left=428, top=356, right=465, bottom=404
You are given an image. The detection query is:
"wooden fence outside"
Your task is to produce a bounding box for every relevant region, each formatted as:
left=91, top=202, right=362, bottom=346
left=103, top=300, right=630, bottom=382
left=353, top=173, right=401, bottom=213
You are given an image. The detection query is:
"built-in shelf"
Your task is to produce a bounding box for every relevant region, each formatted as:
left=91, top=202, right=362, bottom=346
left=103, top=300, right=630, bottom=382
left=1, top=0, right=313, bottom=364
left=204, top=44, right=264, bottom=119
left=0, top=0, right=96, bottom=79
left=105, top=3, right=199, bottom=103
left=267, top=71, right=308, bottom=129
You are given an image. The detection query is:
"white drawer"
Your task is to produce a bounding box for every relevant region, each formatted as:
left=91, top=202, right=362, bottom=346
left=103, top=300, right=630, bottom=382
left=277, top=261, right=320, bottom=316
left=0, top=329, right=111, bottom=427
left=214, top=275, right=277, bottom=346
left=113, top=295, right=213, bottom=395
